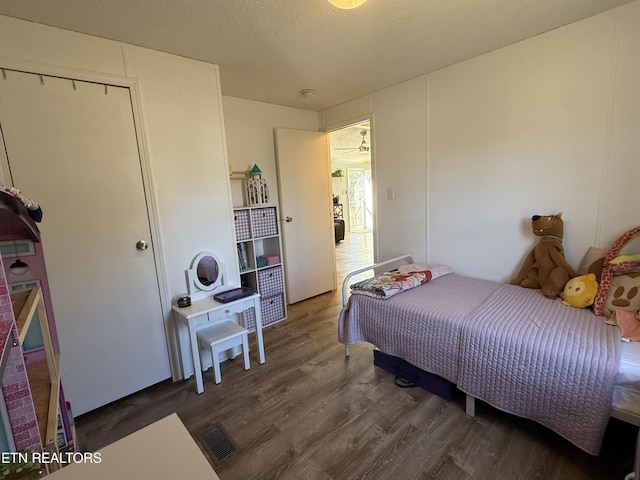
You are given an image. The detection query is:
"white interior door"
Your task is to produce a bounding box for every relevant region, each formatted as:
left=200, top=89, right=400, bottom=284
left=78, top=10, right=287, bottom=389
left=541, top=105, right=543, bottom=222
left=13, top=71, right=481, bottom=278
left=0, top=71, right=170, bottom=415
left=275, top=128, right=336, bottom=303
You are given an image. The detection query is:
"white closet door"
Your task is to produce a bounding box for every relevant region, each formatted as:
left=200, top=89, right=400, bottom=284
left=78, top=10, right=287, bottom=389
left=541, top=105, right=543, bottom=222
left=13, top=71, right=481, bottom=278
left=0, top=72, right=170, bottom=415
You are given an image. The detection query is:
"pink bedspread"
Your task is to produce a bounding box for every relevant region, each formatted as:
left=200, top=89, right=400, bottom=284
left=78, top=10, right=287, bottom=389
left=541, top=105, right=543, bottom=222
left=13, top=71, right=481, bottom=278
left=338, top=274, right=622, bottom=455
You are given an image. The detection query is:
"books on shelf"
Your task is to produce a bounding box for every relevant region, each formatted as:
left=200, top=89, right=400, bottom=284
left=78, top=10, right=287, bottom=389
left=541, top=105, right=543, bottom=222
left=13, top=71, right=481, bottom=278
left=237, top=242, right=249, bottom=270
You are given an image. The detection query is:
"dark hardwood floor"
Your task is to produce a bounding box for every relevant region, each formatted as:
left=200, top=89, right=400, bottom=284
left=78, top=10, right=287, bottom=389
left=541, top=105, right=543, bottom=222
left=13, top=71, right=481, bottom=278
left=75, top=232, right=636, bottom=479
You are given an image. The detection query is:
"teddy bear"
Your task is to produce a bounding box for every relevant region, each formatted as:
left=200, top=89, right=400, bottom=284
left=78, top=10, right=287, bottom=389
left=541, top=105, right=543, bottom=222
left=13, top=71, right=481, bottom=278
left=510, top=213, right=579, bottom=298
left=561, top=273, right=598, bottom=308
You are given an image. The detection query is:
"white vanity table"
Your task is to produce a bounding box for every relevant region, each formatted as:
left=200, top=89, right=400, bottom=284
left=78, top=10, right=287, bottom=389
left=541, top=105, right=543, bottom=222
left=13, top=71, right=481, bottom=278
left=173, top=251, right=265, bottom=394
left=173, top=293, right=264, bottom=394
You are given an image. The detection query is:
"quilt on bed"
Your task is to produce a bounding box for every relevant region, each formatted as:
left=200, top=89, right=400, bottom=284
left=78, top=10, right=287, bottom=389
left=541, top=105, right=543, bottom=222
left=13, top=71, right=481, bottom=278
left=339, top=274, right=501, bottom=383
left=338, top=274, right=622, bottom=455
left=458, top=283, right=621, bottom=455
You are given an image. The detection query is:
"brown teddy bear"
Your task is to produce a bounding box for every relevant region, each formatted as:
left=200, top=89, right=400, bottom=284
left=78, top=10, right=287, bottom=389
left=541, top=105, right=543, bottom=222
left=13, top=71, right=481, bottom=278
left=510, top=213, right=579, bottom=298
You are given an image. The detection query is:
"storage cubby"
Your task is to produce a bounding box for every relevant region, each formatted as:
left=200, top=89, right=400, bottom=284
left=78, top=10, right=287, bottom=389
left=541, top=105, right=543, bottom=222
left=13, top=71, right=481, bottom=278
left=237, top=240, right=255, bottom=272
left=250, top=207, right=278, bottom=238
left=233, top=206, right=287, bottom=329
left=254, top=236, right=280, bottom=259
left=257, top=266, right=284, bottom=298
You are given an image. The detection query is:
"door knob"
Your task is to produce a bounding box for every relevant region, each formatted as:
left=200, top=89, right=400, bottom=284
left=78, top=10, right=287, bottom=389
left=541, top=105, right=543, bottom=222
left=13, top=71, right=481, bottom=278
left=285, top=216, right=293, bottom=222
left=136, top=240, right=149, bottom=251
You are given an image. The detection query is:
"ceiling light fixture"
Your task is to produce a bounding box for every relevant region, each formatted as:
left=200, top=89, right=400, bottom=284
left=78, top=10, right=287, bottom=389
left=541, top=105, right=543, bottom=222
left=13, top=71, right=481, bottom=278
left=327, top=0, right=367, bottom=9
left=358, top=130, right=370, bottom=154
left=300, top=88, right=316, bottom=99
left=334, top=130, right=370, bottom=154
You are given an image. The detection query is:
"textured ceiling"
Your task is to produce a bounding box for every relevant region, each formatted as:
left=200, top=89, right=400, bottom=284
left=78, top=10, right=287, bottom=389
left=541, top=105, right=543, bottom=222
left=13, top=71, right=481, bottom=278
left=330, top=122, right=371, bottom=164
left=0, top=0, right=633, bottom=111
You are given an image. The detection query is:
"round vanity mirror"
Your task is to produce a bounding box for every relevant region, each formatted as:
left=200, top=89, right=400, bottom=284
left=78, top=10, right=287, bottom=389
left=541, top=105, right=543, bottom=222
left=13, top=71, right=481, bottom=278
left=196, top=255, right=219, bottom=287
left=188, top=251, right=224, bottom=298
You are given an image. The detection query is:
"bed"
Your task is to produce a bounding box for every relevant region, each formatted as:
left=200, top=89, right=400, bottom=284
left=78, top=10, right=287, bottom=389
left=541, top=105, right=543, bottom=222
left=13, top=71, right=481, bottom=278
left=338, top=255, right=640, bottom=462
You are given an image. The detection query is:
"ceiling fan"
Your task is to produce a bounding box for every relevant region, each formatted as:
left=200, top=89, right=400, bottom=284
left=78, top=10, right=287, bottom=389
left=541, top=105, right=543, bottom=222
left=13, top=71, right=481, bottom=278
left=336, top=130, right=370, bottom=154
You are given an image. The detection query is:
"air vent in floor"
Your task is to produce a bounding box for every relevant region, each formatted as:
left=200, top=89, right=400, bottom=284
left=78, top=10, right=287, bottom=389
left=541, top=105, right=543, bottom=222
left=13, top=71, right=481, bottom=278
left=197, top=423, right=238, bottom=464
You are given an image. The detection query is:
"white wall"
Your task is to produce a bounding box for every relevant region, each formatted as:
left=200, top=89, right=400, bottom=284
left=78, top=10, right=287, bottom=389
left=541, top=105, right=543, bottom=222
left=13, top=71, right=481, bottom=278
left=322, top=1, right=640, bottom=282
left=427, top=9, right=614, bottom=280
left=370, top=78, right=428, bottom=262
left=0, top=16, right=236, bottom=380
left=600, top=5, right=640, bottom=241
left=222, top=96, right=321, bottom=209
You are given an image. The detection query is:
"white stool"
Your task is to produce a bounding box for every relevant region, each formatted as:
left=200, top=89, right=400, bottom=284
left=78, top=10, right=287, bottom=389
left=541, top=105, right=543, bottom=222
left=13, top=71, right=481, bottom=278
left=196, top=320, right=250, bottom=384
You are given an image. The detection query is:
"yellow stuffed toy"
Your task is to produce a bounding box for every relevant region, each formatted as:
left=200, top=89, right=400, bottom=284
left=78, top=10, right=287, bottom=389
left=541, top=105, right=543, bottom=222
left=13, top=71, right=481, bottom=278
left=561, top=273, right=598, bottom=308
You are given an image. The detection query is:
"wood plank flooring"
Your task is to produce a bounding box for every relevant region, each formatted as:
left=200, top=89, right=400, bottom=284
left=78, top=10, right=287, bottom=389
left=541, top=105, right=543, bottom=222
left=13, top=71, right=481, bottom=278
left=75, top=232, right=636, bottom=479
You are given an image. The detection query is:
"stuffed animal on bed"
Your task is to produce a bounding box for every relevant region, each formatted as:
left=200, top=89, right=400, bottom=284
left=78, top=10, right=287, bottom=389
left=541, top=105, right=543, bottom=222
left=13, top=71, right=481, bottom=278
left=561, top=273, right=598, bottom=308
left=510, top=213, right=579, bottom=298
left=603, top=272, right=640, bottom=318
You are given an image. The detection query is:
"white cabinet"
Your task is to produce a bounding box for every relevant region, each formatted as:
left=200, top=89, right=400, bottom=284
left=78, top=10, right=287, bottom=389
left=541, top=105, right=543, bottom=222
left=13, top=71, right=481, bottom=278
left=233, top=206, right=287, bottom=329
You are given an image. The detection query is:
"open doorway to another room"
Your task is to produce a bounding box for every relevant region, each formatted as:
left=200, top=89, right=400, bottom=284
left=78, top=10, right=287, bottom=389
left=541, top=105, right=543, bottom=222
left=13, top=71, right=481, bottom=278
left=329, top=121, right=374, bottom=284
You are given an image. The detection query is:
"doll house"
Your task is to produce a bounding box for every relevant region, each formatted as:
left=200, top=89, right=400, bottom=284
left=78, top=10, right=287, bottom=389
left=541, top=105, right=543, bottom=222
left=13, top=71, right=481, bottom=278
left=0, top=189, right=73, bottom=471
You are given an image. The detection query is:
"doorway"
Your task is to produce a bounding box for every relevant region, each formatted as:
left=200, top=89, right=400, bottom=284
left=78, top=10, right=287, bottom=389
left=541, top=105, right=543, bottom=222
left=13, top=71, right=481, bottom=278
left=0, top=69, right=170, bottom=415
left=328, top=121, right=374, bottom=283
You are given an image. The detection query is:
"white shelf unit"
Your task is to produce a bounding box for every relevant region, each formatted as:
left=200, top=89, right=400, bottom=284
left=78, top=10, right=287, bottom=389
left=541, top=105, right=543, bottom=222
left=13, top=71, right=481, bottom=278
left=233, top=206, right=287, bottom=329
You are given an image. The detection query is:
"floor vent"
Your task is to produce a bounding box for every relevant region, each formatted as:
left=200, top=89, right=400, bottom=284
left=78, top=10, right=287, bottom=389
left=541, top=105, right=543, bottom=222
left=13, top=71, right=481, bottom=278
left=198, top=423, right=238, bottom=464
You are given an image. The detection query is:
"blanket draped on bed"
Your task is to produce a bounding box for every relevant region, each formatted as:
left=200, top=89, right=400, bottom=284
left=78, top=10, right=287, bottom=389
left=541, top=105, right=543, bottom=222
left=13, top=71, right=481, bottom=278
left=339, top=274, right=501, bottom=384
left=349, top=263, right=454, bottom=299
left=338, top=274, right=622, bottom=455
left=350, top=269, right=432, bottom=299
left=458, top=283, right=621, bottom=455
